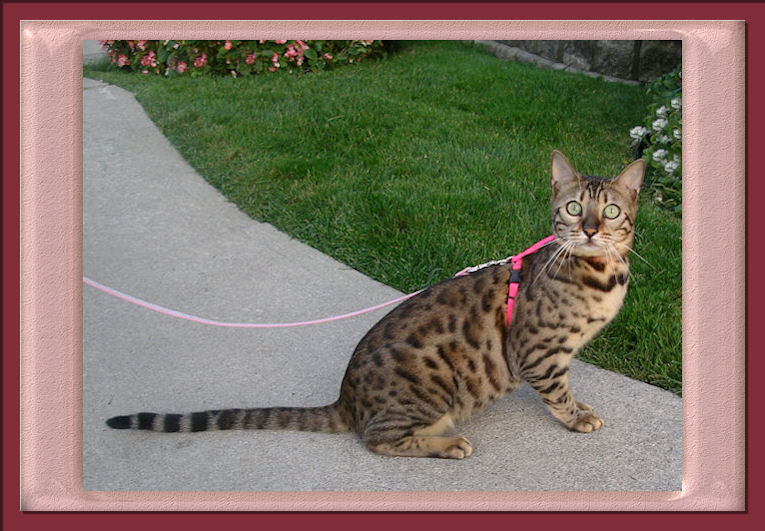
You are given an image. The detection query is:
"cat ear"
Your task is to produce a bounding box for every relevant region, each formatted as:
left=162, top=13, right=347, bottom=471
left=550, top=150, right=579, bottom=198
left=613, top=158, right=646, bottom=201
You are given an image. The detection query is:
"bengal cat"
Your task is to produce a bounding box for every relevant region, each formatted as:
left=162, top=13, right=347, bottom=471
left=107, top=150, right=645, bottom=459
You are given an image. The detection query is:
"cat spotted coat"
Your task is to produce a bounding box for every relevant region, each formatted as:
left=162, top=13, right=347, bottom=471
left=107, top=150, right=645, bottom=459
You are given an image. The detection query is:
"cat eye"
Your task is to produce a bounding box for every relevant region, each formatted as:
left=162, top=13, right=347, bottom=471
left=603, top=204, right=621, bottom=219
left=566, top=201, right=582, bottom=216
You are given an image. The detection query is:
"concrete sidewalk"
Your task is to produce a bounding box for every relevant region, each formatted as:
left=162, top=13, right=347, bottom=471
left=83, top=39, right=108, bottom=64
left=82, top=74, right=681, bottom=493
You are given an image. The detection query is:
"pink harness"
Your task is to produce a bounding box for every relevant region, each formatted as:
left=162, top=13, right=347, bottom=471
left=456, top=234, right=556, bottom=326
left=505, top=235, right=556, bottom=325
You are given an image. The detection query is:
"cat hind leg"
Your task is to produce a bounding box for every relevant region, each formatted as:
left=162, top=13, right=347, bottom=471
left=362, top=412, right=474, bottom=459
left=367, top=435, right=473, bottom=459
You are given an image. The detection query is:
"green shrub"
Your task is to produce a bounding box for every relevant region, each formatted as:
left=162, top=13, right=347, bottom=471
left=99, top=40, right=387, bottom=77
left=629, top=65, right=682, bottom=213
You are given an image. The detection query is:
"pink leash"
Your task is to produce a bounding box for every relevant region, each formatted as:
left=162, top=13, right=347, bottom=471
left=83, top=235, right=555, bottom=329
left=83, top=276, right=422, bottom=329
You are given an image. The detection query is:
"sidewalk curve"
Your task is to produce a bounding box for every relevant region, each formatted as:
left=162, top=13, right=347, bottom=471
left=82, top=76, right=681, bottom=494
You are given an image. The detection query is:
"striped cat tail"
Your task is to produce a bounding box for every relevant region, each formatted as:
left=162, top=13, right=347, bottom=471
left=106, top=403, right=350, bottom=433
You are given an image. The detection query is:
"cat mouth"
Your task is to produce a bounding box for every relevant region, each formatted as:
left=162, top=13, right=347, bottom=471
left=569, top=237, right=629, bottom=262
left=559, top=233, right=622, bottom=259
left=572, top=240, right=607, bottom=257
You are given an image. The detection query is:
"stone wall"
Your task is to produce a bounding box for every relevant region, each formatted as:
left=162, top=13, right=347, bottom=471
left=489, top=40, right=681, bottom=83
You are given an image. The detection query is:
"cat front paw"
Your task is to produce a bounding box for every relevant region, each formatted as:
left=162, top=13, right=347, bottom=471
left=571, top=403, right=603, bottom=433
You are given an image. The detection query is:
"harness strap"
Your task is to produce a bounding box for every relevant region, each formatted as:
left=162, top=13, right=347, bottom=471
left=507, top=235, right=556, bottom=326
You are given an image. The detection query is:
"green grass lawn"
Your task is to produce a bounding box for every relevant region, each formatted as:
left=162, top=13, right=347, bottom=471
left=84, top=40, right=682, bottom=394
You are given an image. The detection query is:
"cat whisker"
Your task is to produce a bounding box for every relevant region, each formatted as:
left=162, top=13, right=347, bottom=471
left=566, top=245, right=574, bottom=278
left=535, top=237, right=560, bottom=251
left=531, top=240, right=569, bottom=287
left=613, top=241, right=655, bottom=269
left=536, top=236, right=568, bottom=278
left=567, top=244, right=574, bottom=278
left=607, top=243, right=634, bottom=282
left=536, top=240, right=574, bottom=286
left=530, top=251, right=559, bottom=287
left=553, top=240, right=575, bottom=280
left=614, top=245, right=630, bottom=270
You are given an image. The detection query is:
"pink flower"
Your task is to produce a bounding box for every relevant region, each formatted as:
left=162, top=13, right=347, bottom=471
left=230, top=70, right=237, bottom=78
left=193, top=53, right=207, bottom=68
left=296, top=40, right=309, bottom=51
left=127, top=40, right=136, bottom=50
left=274, top=39, right=287, bottom=44
left=137, top=40, right=147, bottom=51
left=284, top=45, right=298, bottom=61
left=245, top=52, right=256, bottom=64
left=270, top=53, right=280, bottom=68
left=117, top=54, right=130, bottom=67
left=224, top=40, right=233, bottom=50
left=140, top=51, right=156, bottom=67
left=323, top=53, right=333, bottom=60
left=176, top=61, right=188, bottom=73
left=268, top=66, right=276, bottom=72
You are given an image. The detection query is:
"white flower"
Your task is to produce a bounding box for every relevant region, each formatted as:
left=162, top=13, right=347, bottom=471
left=629, top=126, right=649, bottom=139
left=671, top=97, right=681, bottom=110
left=652, top=149, right=668, bottom=161
left=656, top=105, right=669, bottom=116
left=652, top=117, right=668, bottom=131
left=659, top=135, right=670, bottom=143
left=664, top=159, right=679, bottom=173
left=673, top=129, right=682, bottom=139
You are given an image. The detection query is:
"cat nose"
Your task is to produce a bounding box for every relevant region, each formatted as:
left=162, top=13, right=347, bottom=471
left=582, top=212, right=599, bottom=239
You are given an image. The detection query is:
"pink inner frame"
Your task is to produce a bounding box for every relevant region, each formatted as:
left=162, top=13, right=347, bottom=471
left=19, top=20, right=745, bottom=511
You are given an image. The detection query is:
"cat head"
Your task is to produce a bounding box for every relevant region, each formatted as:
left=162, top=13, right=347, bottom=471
left=550, top=150, right=645, bottom=259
